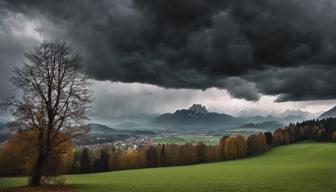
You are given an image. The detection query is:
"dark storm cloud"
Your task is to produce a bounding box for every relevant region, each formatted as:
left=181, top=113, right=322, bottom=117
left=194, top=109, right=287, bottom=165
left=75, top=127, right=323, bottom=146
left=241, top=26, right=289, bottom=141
left=0, top=5, right=42, bottom=99
left=245, top=66, right=336, bottom=102
left=222, top=77, right=260, bottom=101
left=2, top=0, right=336, bottom=101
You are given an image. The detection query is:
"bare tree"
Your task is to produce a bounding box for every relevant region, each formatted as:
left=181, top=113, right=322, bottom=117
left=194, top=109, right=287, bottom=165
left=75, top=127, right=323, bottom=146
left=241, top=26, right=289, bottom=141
left=11, top=40, right=92, bottom=186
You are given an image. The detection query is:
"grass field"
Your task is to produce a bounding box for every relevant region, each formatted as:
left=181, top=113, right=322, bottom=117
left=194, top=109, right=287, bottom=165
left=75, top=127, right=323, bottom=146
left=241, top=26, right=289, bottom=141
left=1, top=142, right=336, bottom=192
left=152, top=135, right=220, bottom=144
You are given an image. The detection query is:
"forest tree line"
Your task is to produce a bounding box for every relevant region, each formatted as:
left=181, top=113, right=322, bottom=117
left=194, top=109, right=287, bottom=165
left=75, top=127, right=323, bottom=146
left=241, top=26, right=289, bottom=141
left=1, top=118, right=336, bottom=176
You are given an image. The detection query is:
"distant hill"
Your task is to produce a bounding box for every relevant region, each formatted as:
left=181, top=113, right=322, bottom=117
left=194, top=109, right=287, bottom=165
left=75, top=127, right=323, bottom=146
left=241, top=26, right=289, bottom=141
left=89, top=123, right=156, bottom=136
left=0, top=122, right=10, bottom=135
left=151, top=104, right=239, bottom=129
left=89, top=123, right=116, bottom=134
left=281, top=109, right=315, bottom=119
left=84, top=123, right=156, bottom=145
left=241, top=110, right=315, bottom=125
left=241, top=115, right=278, bottom=124
left=240, top=121, right=284, bottom=130
left=319, top=106, right=336, bottom=119
left=281, top=109, right=316, bottom=123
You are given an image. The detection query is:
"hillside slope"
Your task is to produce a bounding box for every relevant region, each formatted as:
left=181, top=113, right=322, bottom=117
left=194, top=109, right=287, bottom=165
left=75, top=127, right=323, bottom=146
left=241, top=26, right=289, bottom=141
left=1, top=142, right=336, bottom=192
left=319, top=106, right=336, bottom=119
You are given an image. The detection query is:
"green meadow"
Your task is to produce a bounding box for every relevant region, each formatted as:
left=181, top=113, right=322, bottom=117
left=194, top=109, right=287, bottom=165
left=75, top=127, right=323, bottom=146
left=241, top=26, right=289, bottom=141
left=152, top=135, right=220, bottom=144
left=1, top=142, right=335, bottom=192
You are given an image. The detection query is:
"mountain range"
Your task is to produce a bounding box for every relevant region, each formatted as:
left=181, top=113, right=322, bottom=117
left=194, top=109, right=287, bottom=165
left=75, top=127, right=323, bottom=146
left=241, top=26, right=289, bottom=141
left=151, top=104, right=318, bottom=130
left=0, top=105, right=334, bottom=135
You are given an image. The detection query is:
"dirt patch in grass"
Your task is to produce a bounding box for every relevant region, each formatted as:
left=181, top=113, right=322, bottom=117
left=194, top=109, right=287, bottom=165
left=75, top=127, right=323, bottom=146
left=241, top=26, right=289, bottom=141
left=0, top=185, right=78, bottom=192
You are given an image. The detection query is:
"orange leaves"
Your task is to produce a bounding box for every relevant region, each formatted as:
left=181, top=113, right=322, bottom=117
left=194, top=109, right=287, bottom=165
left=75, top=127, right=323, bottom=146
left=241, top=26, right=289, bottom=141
left=272, top=128, right=290, bottom=146
left=1, top=128, right=74, bottom=176
left=224, top=134, right=247, bottom=160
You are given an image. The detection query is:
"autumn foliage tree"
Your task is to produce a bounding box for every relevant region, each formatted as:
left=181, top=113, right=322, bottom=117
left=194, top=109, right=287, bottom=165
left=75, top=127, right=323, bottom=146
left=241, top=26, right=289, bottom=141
left=9, top=40, right=91, bottom=186
left=217, top=135, right=228, bottom=160
left=235, top=135, right=248, bottom=158
left=247, top=133, right=268, bottom=156
left=2, top=128, right=74, bottom=176
left=224, top=135, right=247, bottom=160
left=272, top=128, right=290, bottom=146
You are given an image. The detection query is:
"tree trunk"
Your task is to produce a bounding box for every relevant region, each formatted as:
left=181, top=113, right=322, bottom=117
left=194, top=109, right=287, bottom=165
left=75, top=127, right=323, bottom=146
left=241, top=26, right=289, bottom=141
left=30, top=172, right=42, bottom=186
left=29, top=154, right=45, bottom=186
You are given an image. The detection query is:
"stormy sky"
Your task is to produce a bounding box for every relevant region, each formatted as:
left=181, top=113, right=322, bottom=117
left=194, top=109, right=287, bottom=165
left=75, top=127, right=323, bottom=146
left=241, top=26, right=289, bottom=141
left=0, top=0, right=336, bottom=121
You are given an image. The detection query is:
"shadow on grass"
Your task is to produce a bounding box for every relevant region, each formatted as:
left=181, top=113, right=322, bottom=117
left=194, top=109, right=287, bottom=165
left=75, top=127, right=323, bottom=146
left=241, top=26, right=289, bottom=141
left=0, top=185, right=79, bottom=192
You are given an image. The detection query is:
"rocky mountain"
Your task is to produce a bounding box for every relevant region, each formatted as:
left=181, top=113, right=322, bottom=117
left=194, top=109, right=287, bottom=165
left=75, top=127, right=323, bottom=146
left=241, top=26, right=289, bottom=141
left=152, top=104, right=240, bottom=129
left=319, top=106, right=336, bottom=119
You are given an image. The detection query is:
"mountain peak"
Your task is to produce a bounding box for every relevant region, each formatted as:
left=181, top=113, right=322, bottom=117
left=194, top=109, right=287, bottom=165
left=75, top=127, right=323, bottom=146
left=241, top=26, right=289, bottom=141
left=152, top=104, right=237, bottom=129
left=188, top=104, right=208, bottom=115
